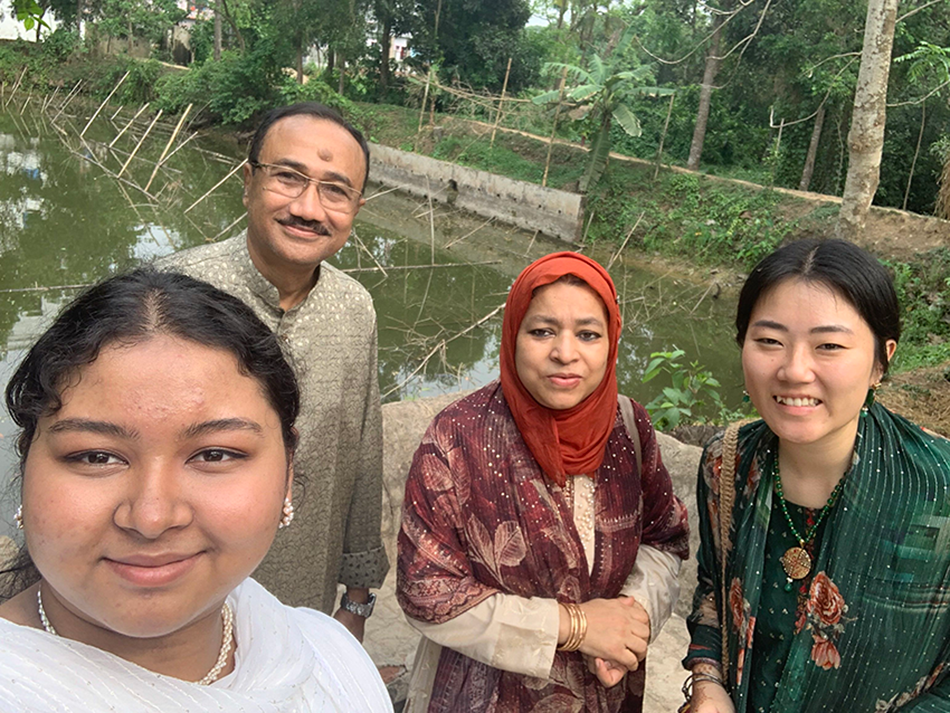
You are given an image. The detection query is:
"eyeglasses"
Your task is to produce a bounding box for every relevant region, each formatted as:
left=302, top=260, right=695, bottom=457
left=250, top=162, right=362, bottom=214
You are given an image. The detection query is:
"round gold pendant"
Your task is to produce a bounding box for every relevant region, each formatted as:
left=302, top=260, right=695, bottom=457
left=781, top=546, right=812, bottom=580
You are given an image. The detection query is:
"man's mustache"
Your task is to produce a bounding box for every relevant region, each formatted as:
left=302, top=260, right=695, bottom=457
left=277, top=216, right=331, bottom=235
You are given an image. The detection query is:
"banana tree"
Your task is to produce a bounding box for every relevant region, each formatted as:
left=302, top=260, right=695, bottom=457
left=533, top=26, right=672, bottom=193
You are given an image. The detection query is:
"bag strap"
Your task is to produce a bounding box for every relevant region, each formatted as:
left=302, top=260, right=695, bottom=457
left=718, top=419, right=751, bottom=682
left=619, top=395, right=642, bottom=477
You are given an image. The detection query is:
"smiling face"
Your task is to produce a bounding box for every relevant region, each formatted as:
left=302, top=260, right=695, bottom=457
left=243, top=115, right=367, bottom=276
left=742, top=278, right=896, bottom=451
left=515, top=280, right=610, bottom=410
left=21, top=335, right=290, bottom=642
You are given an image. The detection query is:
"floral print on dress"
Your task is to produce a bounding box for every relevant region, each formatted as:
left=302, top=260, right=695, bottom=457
left=743, top=457, right=762, bottom=499
left=794, top=572, right=852, bottom=671
left=728, top=578, right=755, bottom=686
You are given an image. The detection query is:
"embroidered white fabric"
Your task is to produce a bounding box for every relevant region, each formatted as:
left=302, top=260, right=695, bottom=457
left=0, top=578, right=393, bottom=713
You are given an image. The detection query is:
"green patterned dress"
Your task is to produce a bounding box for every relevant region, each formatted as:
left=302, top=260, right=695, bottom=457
left=685, top=404, right=950, bottom=712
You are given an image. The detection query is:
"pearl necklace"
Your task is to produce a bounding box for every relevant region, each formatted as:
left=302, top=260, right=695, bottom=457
left=37, top=588, right=235, bottom=686
left=566, top=475, right=596, bottom=543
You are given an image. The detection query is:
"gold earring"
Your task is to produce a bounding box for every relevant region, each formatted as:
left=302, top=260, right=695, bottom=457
left=14, top=504, right=23, bottom=530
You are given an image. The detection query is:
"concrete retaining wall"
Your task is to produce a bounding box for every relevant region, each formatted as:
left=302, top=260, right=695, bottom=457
left=369, top=144, right=584, bottom=243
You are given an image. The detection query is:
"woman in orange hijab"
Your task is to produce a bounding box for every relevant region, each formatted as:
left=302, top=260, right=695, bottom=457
left=397, top=252, right=689, bottom=712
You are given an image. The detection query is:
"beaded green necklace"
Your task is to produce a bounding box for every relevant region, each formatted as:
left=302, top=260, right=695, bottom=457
left=773, top=459, right=846, bottom=591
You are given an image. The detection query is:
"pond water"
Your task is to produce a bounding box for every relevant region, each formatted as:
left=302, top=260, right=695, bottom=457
left=0, top=108, right=744, bottom=536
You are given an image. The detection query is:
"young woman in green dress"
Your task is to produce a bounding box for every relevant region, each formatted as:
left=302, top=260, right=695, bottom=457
left=684, top=239, right=950, bottom=713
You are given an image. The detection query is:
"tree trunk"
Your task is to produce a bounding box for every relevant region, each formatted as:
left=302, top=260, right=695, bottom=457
left=296, top=40, right=305, bottom=84
left=836, top=0, right=899, bottom=241
left=77, top=0, right=83, bottom=38
left=379, top=13, right=392, bottom=93
left=327, top=47, right=335, bottom=73
left=338, top=55, right=345, bottom=94
left=686, top=24, right=721, bottom=171
left=799, top=104, right=825, bottom=191
left=218, top=0, right=245, bottom=53
left=127, top=15, right=134, bottom=54
left=213, top=5, right=222, bottom=60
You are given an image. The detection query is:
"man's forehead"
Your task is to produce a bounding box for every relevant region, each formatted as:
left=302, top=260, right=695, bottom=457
left=258, top=115, right=365, bottom=184
left=260, top=116, right=358, bottom=158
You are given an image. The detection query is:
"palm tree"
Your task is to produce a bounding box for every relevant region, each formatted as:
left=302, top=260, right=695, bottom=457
left=533, top=26, right=672, bottom=193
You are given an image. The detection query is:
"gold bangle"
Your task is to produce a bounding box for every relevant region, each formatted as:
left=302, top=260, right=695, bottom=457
left=557, top=603, right=576, bottom=652
left=557, top=603, right=585, bottom=652
left=574, top=604, right=587, bottom=649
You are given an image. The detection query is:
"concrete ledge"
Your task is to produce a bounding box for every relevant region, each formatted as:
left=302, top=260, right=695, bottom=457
left=369, top=144, right=584, bottom=243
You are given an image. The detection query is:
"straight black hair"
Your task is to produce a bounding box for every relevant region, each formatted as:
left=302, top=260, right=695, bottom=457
left=247, top=102, right=371, bottom=192
left=735, top=239, right=901, bottom=374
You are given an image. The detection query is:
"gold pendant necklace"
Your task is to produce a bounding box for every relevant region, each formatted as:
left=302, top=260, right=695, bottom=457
left=773, top=459, right=846, bottom=591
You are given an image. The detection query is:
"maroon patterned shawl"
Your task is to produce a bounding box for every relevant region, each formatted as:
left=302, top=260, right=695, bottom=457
left=397, top=382, right=690, bottom=712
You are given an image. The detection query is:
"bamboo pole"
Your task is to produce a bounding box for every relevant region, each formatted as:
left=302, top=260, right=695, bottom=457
left=542, top=66, right=569, bottom=187
left=19, top=92, right=32, bottom=115
left=654, top=93, right=675, bottom=180
left=51, top=80, right=83, bottom=122
left=342, top=260, right=500, bottom=274
left=606, top=212, right=644, bottom=270
left=209, top=212, right=247, bottom=243
left=427, top=175, right=435, bottom=263
left=110, top=102, right=150, bottom=147
left=443, top=216, right=493, bottom=249
left=4, top=67, right=27, bottom=110
left=158, top=130, right=199, bottom=164
left=81, top=70, right=130, bottom=138
left=144, top=104, right=192, bottom=192
left=382, top=303, right=504, bottom=399
left=42, top=85, right=60, bottom=112
left=489, top=58, right=512, bottom=149
left=117, top=108, right=162, bottom=178
left=110, top=104, right=125, bottom=121
left=183, top=159, right=246, bottom=213
left=418, top=68, right=432, bottom=133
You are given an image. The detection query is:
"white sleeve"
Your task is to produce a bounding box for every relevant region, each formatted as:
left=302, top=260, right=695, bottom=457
left=406, top=592, right=560, bottom=678
left=619, top=544, right=682, bottom=642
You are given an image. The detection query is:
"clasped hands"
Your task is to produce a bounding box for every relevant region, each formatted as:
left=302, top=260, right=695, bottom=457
left=557, top=596, right=651, bottom=688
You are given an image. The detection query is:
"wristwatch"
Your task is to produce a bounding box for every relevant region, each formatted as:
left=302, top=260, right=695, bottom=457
left=340, top=591, right=376, bottom=618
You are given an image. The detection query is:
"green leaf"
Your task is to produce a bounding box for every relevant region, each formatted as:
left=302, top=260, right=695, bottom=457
left=532, top=89, right=564, bottom=105
left=643, top=357, right=665, bottom=374
left=612, top=103, right=642, bottom=138
left=663, top=386, right=684, bottom=402
left=579, top=123, right=611, bottom=192
left=569, top=84, right=602, bottom=102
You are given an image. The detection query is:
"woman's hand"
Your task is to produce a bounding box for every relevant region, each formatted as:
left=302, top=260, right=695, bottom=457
left=585, top=655, right=627, bottom=688
left=559, top=597, right=650, bottom=672
left=689, top=664, right=735, bottom=713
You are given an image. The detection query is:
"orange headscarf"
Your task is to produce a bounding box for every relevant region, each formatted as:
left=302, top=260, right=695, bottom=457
left=499, top=252, right=622, bottom=487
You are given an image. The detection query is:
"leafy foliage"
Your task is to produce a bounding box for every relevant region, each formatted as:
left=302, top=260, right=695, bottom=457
left=641, top=349, right=729, bottom=430
left=533, top=26, right=670, bottom=192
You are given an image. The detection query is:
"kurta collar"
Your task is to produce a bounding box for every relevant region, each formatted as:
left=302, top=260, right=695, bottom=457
left=237, top=231, right=323, bottom=315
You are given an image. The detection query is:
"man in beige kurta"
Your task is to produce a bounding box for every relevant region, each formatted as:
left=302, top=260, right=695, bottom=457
left=159, top=103, right=387, bottom=641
